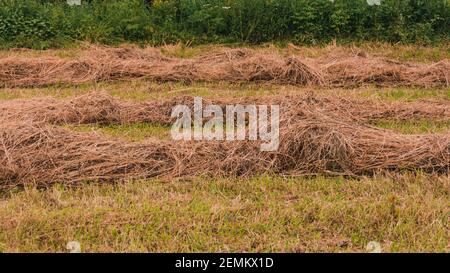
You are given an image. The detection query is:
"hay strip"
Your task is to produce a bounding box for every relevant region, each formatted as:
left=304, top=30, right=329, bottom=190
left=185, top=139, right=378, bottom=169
left=1, top=109, right=448, bottom=189
left=1, top=46, right=447, bottom=88
left=1, top=93, right=449, bottom=126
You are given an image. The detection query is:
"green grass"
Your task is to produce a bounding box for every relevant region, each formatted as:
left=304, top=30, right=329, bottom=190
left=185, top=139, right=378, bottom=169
left=362, top=87, right=450, bottom=101
left=0, top=81, right=284, bottom=101
left=63, top=119, right=450, bottom=143
left=364, top=44, right=450, bottom=63
left=1, top=0, right=450, bottom=49
left=0, top=174, right=448, bottom=253
left=1, top=80, right=449, bottom=102
left=375, top=120, right=450, bottom=134
left=67, top=123, right=171, bottom=141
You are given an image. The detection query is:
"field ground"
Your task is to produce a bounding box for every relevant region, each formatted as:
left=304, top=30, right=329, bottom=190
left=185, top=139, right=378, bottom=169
left=1, top=174, right=448, bottom=252
left=0, top=45, right=449, bottom=252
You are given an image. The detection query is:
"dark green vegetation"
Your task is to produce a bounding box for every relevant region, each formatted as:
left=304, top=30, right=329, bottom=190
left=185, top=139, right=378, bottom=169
left=1, top=0, right=449, bottom=49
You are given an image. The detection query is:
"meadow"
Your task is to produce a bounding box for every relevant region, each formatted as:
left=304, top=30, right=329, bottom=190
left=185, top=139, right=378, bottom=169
left=0, top=43, right=448, bottom=252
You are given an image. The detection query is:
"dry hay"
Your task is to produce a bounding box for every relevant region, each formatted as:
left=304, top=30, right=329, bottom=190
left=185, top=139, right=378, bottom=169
left=320, top=52, right=450, bottom=87
left=1, top=93, right=449, bottom=127
left=0, top=105, right=448, bottom=189
left=0, top=120, right=268, bottom=188
left=304, top=96, right=450, bottom=122
left=0, top=46, right=167, bottom=87
left=277, top=108, right=450, bottom=175
left=0, top=93, right=188, bottom=126
left=0, top=46, right=323, bottom=86
left=1, top=46, right=447, bottom=88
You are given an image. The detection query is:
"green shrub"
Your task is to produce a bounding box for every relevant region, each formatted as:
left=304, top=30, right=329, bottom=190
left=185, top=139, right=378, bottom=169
left=0, top=0, right=448, bottom=49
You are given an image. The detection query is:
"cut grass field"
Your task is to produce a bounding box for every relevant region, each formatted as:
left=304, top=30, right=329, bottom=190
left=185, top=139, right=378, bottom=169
left=1, top=80, right=449, bottom=102
left=67, top=123, right=171, bottom=142
left=1, top=174, right=448, bottom=252
left=66, top=119, right=450, bottom=143
left=0, top=45, right=449, bottom=253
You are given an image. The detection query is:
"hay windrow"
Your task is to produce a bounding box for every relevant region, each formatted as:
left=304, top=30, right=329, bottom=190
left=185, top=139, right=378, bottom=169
left=0, top=107, right=448, bottom=189
left=319, top=53, right=450, bottom=87
left=0, top=46, right=447, bottom=88
left=1, top=43, right=449, bottom=187
left=277, top=108, right=450, bottom=175
left=0, top=121, right=268, bottom=188
left=1, top=93, right=449, bottom=127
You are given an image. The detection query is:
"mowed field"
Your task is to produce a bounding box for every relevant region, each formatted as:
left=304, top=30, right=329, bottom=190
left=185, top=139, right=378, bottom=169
left=0, top=44, right=449, bottom=252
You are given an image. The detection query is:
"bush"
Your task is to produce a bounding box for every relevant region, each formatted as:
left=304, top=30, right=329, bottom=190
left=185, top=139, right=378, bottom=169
left=0, top=0, right=448, bottom=49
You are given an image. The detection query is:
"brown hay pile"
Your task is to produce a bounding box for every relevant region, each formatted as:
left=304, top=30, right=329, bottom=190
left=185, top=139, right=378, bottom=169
left=1, top=106, right=448, bottom=189
left=320, top=53, right=450, bottom=88
left=306, top=96, right=450, bottom=122
left=195, top=49, right=325, bottom=84
left=0, top=120, right=267, bottom=188
left=0, top=46, right=323, bottom=87
left=0, top=93, right=185, bottom=125
left=0, top=46, right=167, bottom=87
left=3, top=46, right=447, bottom=88
left=276, top=108, right=450, bottom=175
left=1, top=93, right=449, bottom=127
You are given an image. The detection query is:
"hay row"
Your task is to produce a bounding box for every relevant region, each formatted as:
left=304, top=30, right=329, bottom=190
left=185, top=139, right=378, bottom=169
left=0, top=46, right=448, bottom=87
left=1, top=93, right=449, bottom=127
left=277, top=109, right=449, bottom=175
left=1, top=107, right=448, bottom=189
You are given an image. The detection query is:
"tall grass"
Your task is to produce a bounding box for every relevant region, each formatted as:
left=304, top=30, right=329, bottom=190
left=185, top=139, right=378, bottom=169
left=0, top=0, right=449, bottom=49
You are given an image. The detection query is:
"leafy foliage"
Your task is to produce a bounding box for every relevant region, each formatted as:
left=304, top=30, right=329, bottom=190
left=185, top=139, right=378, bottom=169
left=0, top=0, right=449, bottom=49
